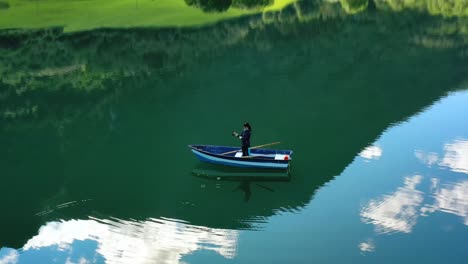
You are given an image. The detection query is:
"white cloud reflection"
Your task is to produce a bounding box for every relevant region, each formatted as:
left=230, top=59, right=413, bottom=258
left=421, top=180, right=468, bottom=226
left=359, top=145, right=383, bottom=160
left=0, top=250, right=18, bottom=264
left=65, top=257, right=89, bottom=264
left=362, top=176, right=468, bottom=235
left=415, top=139, right=468, bottom=174
left=439, top=139, right=468, bottom=174
left=21, top=217, right=238, bottom=264
left=358, top=239, right=375, bottom=253
left=361, top=175, right=424, bottom=234
left=414, top=150, right=439, bottom=166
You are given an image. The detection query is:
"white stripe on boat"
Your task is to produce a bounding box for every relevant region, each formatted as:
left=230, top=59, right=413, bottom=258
left=192, top=149, right=289, bottom=169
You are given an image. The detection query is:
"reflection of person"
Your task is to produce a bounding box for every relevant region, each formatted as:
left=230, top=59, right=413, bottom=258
left=232, top=122, right=252, bottom=156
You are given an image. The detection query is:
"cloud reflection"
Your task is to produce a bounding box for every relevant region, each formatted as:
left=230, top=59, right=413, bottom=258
left=362, top=176, right=468, bottom=235
left=16, top=217, right=238, bottom=264
left=421, top=180, right=468, bottom=225
left=414, top=150, right=439, bottom=166
left=440, top=139, right=468, bottom=174
left=358, top=239, right=375, bottom=253
left=361, top=175, right=424, bottom=234
left=0, top=249, right=18, bottom=264
left=359, top=145, right=383, bottom=160
left=415, top=139, right=468, bottom=174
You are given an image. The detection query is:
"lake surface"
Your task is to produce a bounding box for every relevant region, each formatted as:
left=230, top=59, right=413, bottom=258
left=1, top=0, right=467, bottom=263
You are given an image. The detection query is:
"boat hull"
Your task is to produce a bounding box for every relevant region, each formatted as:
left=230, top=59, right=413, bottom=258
left=189, top=145, right=292, bottom=170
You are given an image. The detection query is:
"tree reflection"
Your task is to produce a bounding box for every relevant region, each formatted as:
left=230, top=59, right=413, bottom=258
left=184, top=0, right=273, bottom=12
left=340, top=0, right=369, bottom=14
left=232, top=0, right=273, bottom=9
left=0, top=1, right=9, bottom=10
left=376, top=0, right=468, bottom=16
left=185, top=0, right=232, bottom=12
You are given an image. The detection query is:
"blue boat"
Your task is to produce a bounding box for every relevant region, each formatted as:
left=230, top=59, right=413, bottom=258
left=188, top=145, right=293, bottom=169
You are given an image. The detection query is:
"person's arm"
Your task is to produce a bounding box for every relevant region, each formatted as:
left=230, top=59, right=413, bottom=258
left=232, top=131, right=242, bottom=139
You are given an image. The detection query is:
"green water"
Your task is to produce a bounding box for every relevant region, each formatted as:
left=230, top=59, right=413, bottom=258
left=1, top=1, right=468, bottom=263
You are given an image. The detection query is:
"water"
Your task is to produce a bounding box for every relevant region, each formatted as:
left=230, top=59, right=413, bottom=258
left=1, top=1, right=468, bottom=263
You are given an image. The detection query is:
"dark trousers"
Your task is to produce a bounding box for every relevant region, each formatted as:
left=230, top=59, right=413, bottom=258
left=242, top=146, right=249, bottom=156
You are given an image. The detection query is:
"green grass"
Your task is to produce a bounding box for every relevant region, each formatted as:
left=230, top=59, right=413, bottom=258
left=0, top=0, right=295, bottom=32
left=264, top=0, right=294, bottom=11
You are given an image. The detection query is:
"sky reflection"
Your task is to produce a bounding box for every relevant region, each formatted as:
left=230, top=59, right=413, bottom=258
left=1, top=217, right=238, bottom=264
left=361, top=91, right=468, bottom=238
left=0, top=249, right=18, bottom=264
left=358, top=239, right=376, bottom=254
left=362, top=175, right=468, bottom=235
left=361, top=175, right=424, bottom=234
left=440, top=139, right=468, bottom=174
left=359, top=145, right=383, bottom=161
left=416, top=138, right=468, bottom=174
left=421, top=180, right=468, bottom=225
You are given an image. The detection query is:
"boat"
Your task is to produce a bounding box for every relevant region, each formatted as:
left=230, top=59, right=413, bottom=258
left=188, top=145, right=293, bottom=169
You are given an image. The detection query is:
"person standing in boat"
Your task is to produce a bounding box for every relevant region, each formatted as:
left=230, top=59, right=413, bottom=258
left=232, top=122, right=252, bottom=156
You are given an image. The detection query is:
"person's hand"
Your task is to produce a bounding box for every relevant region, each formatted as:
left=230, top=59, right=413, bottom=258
left=232, top=131, right=239, bottom=137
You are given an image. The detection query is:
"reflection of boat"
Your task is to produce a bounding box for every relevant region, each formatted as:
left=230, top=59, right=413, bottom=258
left=192, top=165, right=291, bottom=180
left=188, top=145, right=293, bottom=169
left=192, top=169, right=290, bottom=180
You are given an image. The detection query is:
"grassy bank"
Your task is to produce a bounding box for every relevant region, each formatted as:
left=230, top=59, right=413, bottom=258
left=0, top=0, right=295, bottom=32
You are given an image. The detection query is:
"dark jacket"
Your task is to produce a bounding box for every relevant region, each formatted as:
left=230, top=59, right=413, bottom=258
left=240, top=129, right=251, bottom=148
